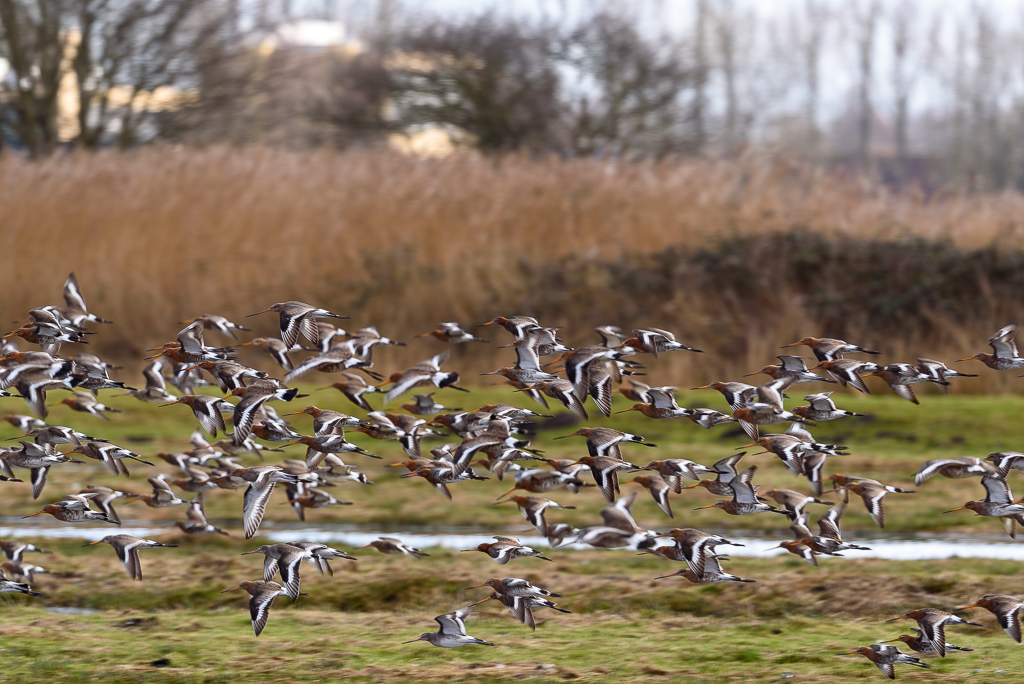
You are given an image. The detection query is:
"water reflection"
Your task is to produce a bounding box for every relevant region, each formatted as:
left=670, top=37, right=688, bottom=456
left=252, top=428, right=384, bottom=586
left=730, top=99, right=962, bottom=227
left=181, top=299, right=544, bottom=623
left=0, top=519, right=1020, bottom=561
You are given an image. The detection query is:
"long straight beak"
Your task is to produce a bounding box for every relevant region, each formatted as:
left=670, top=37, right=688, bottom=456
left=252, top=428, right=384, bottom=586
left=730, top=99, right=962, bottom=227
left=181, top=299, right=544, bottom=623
left=220, top=585, right=242, bottom=593
left=878, top=638, right=900, bottom=644
left=942, top=506, right=967, bottom=513
left=693, top=504, right=718, bottom=510
left=463, top=583, right=488, bottom=590
left=956, top=603, right=979, bottom=610
left=21, top=511, right=45, bottom=518
left=82, top=540, right=105, bottom=547
left=613, top=406, right=638, bottom=414
left=884, top=616, right=907, bottom=623
left=401, top=636, right=426, bottom=644
left=741, top=372, right=760, bottom=377
left=495, top=487, right=518, bottom=501
left=240, top=550, right=261, bottom=555
left=245, top=309, right=273, bottom=318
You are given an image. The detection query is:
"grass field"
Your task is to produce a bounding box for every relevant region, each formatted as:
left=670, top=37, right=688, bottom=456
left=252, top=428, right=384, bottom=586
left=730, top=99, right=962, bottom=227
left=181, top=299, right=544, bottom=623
left=2, top=383, right=1024, bottom=682
left=4, top=147, right=1024, bottom=680
left=2, top=386, right=1022, bottom=535
left=1, top=544, right=1022, bottom=683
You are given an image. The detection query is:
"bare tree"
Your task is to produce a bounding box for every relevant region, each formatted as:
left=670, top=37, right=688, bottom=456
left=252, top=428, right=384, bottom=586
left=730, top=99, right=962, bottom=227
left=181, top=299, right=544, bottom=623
left=797, top=0, right=828, bottom=158
left=0, top=0, right=235, bottom=154
left=710, top=0, right=739, bottom=156
left=388, top=13, right=561, bottom=153
left=691, top=0, right=708, bottom=153
left=306, top=50, right=394, bottom=149
left=852, top=0, right=878, bottom=168
left=0, top=0, right=71, bottom=157
left=75, top=0, right=234, bottom=148
left=560, top=11, right=699, bottom=158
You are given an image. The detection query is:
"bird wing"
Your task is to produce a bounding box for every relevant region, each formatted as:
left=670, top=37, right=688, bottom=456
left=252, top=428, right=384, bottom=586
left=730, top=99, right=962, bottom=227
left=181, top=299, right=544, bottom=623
left=506, top=594, right=536, bottom=629
left=176, top=322, right=206, bottom=356
left=630, top=329, right=668, bottom=357
left=250, top=585, right=280, bottom=636
left=804, top=393, right=835, bottom=411
left=816, top=503, right=846, bottom=539
left=790, top=511, right=812, bottom=539
left=232, top=394, right=270, bottom=445
left=277, top=311, right=305, bottom=350
left=29, top=467, right=49, bottom=500
left=277, top=551, right=303, bottom=600
left=645, top=476, right=673, bottom=517
left=589, top=461, right=622, bottom=503
left=915, top=458, right=957, bottom=486
left=283, top=352, right=347, bottom=384
left=513, top=338, right=544, bottom=372
left=981, top=474, right=1013, bottom=503
left=777, top=355, right=810, bottom=372
left=107, top=537, right=142, bottom=580
left=242, top=481, right=277, bottom=540
left=385, top=370, right=429, bottom=404
left=191, top=399, right=227, bottom=438
left=730, top=466, right=759, bottom=504
left=185, top=496, right=208, bottom=524
left=917, top=617, right=947, bottom=657
left=859, top=486, right=888, bottom=528
left=588, top=368, right=614, bottom=417
left=62, top=273, right=89, bottom=312
left=713, top=454, right=743, bottom=480
left=872, top=661, right=895, bottom=679
left=436, top=608, right=470, bottom=636
left=646, top=387, right=679, bottom=410
left=890, top=383, right=919, bottom=404
left=549, top=381, right=588, bottom=419
left=989, top=324, right=1020, bottom=358
left=994, top=601, right=1023, bottom=642
left=600, top=492, right=639, bottom=533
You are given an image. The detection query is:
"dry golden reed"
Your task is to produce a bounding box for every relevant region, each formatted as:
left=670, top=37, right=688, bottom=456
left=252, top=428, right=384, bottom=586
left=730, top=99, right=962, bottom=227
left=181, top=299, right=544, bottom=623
left=2, top=147, right=1024, bottom=388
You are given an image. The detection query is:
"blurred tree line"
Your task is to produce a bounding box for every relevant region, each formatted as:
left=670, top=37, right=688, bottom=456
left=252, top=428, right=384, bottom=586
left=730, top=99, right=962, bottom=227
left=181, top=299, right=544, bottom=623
left=2, top=0, right=1024, bottom=190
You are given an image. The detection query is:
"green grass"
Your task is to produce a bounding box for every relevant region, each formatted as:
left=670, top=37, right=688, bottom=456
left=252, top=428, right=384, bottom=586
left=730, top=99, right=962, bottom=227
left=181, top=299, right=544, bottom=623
left=3, top=386, right=1021, bottom=535
left=1, top=547, right=1022, bottom=682
left=3, top=387, right=1024, bottom=682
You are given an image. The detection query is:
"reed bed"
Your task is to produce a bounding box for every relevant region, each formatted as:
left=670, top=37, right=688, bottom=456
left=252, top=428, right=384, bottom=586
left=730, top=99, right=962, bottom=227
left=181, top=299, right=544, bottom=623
left=3, top=148, right=1024, bottom=388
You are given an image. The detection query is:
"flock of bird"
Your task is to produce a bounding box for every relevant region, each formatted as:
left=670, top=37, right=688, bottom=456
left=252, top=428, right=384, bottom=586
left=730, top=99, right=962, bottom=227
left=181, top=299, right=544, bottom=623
left=1, top=275, right=1023, bottom=678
